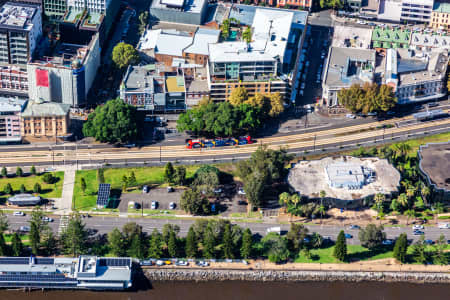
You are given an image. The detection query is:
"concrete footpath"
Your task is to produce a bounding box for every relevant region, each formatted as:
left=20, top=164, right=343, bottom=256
left=56, top=165, right=76, bottom=214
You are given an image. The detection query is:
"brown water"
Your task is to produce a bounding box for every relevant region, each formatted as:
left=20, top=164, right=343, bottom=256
left=0, top=281, right=448, bottom=300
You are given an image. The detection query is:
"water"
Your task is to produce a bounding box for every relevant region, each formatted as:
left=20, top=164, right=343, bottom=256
left=0, top=281, right=448, bottom=300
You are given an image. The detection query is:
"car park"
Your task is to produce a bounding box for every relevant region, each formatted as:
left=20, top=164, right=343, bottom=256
left=13, top=211, right=25, bottom=216
left=151, top=201, right=158, bottom=209
left=412, top=225, right=424, bottom=230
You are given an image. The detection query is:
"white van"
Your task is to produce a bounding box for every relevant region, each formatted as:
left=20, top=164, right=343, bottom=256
left=266, top=227, right=281, bottom=234
left=438, top=223, right=449, bottom=229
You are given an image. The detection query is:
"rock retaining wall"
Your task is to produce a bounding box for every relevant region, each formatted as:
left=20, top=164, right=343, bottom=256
left=144, top=269, right=450, bottom=284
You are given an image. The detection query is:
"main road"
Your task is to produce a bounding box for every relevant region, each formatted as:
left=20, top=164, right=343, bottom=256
left=0, top=114, right=449, bottom=167
left=7, top=215, right=449, bottom=245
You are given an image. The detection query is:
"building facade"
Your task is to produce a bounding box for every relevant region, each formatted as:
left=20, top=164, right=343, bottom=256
left=150, top=0, right=209, bottom=25
left=43, top=0, right=67, bottom=20
left=0, top=65, right=28, bottom=97
left=378, top=0, right=434, bottom=23
left=0, top=96, right=26, bottom=143
left=429, top=1, right=450, bottom=29
left=20, top=100, right=70, bottom=137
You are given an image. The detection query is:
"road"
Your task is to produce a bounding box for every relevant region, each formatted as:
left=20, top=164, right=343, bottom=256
left=7, top=215, right=449, bottom=245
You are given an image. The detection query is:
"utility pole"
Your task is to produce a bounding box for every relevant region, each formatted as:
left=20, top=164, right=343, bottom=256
left=313, top=134, right=317, bottom=152
left=159, top=145, right=162, bottom=163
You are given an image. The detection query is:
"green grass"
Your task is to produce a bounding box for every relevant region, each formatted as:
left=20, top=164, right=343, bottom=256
left=128, top=208, right=176, bottom=215
left=0, top=172, right=64, bottom=199
left=438, top=216, right=450, bottom=220
left=230, top=212, right=262, bottom=219
left=4, top=234, right=29, bottom=243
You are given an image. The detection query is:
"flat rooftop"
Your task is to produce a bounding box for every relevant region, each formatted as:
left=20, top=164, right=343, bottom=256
left=288, top=156, right=400, bottom=201
left=372, top=27, right=411, bottom=49
left=166, top=76, right=185, bottom=92
left=229, top=4, right=307, bottom=27
left=151, top=0, right=206, bottom=14
left=419, top=142, right=450, bottom=191
left=0, top=97, right=27, bottom=113
left=0, top=2, right=38, bottom=31
left=121, top=65, right=165, bottom=93
left=139, top=29, right=193, bottom=57
left=332, top=25, right=373, bottom=49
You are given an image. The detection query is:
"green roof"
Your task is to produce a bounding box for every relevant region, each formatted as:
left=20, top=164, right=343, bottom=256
left=371, top=27, right=410, bottom=49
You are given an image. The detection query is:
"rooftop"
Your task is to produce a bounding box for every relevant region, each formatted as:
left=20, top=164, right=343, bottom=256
left=0, top=2, right=39, bottom=31
left=184, top=28, right=220, bottom=55
left=433, top=1, right=450, bottom=14
left=139, top=29, right=193, bottom=57
left=372, top=27, right=411, bottom=49
left=411, top=32, right=450, bottom=49
left=0, top=97, right=27, bottom=113
left=151, top=0, right=206, bottom=14
left=21, top=101, right=70, bottom=117
left=419, top=142, right=450, bottom=192
left=332, top=25, right=373, bottom=49
left=324, top=47, right=376, bottom=89
left=166, top=76, right=185, bottom=92
left=121, top=64, right=165, bottom=93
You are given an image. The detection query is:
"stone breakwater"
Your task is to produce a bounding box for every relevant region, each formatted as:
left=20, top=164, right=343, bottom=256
left=144, top=269, right=450, bottom=284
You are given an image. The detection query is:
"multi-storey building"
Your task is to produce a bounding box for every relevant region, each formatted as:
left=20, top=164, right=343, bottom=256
left=20, top=99, right=70, bottom=138
left=277, top=0, right=312, bottom=9
left=0, top=96, right=26, bottom=143
left=378, top=0, right=434, bottom=24
left=44, top=0, right=67, bottom=20
left=0, top=65, right=28, bottom=97
left=429, top=1, right=450, bottom=29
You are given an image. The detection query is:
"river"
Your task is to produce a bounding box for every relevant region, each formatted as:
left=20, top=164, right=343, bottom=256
left=0, top=281, right=448, bottom=300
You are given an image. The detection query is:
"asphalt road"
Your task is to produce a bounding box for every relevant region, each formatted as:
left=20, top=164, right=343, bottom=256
left=7, top=215, right=449, bottom=245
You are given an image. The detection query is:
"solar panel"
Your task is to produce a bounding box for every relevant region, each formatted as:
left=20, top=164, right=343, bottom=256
left=99, top=258, right=131, bottom=267
left=35, top=258, right=54, bottom=265
left=96, top=184, right=111, bottom=207
left=0, top=258, right=29, bottom=265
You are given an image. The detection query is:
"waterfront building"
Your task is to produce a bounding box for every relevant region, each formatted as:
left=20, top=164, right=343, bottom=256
left=0, top=256, right=133, bottom=290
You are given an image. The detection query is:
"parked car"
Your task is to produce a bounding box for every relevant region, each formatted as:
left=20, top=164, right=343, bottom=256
left=348, top=225, right=360, bottom=230
left=176, top=260, right=189, bottom=266
left=300, top=83, right=305, bottom=90
left=167, top=186, right=174, bottom=193
left=424, top=239, right=434, bottom=245
left=13, top=211, right=25, bottom=216
left=169, top=202, right=176, bottom=210
left=151, top=201, right=158, bottom=210
left=42, top=216, right=53, bottom=222
left=140, top=260, right=153, bottom=266
left=367, top=112, right=377, bottom=116
left=238, top=188, right=246, bottom=195
left=156, top=260, right=164, bottom=266
left=299, top=90, right=304, bottom=96
left=346, top=114, right=356, bottom=119
left=344, top=233, right=353, bottom=239
left=214, top=188, right=223, bottom=194
left=164, top=260, right=172, bottom=265
left=438, top=223, right=449, bottom=229
left=19, top=226, right=30, bottom=232
left=142, top=185, right=149, bottom=193
left=427, top=102, right=439, bottom=108
left=382, top=239, right=394, bottom=245
left=412, top=225, right=424, bottom=230
left=413, top=230, right=424, bottom=236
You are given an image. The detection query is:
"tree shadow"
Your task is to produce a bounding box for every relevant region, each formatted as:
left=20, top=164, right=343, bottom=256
left=347, top=246, right=393, bottom=262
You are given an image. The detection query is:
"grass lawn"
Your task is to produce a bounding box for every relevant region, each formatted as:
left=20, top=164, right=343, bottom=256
left=128, top=208, right=176, bottom=215
left=0, top=171, right=64, bottom=200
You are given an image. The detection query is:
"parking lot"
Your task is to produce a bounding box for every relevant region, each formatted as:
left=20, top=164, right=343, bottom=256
left=118, top=187, right=184, bottom=212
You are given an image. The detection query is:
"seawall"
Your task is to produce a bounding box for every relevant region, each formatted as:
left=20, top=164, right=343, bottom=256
left=144, top=269, right=450, bottom=284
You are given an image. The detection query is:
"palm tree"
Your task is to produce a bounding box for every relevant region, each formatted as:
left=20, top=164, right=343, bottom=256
left=404, top=209, right=416, bottom=226
left=420, top=184, right=430, bottom=207
left=397, top=193, right=409, bottom=208
left=278, top=192, right=290, bottom=207
left=318, top=205, right=326, bottom=225
left=406, top=186, right=416, bottom=201
left=319, top=190, right=326, bottom=224
left=374, top=193, right=385, bottom=212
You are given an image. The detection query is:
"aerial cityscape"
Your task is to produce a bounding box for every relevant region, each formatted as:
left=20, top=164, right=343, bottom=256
left=0, top=0, right=448, bottom=298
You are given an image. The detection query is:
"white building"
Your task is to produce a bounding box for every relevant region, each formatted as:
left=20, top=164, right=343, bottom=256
left=68, top=0, right=112, bottom=14
left=378, top=0, right=434, bottom=23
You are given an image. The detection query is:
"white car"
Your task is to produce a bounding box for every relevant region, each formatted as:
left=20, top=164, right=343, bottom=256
left=238, top=188, right=246, bottom=195
left=214, top=188, right=223, bottom=194
left=13, top=211, right=25, bottom=216
left=19, top=226, right=30, bottom=232
left=346, top=114, right=356, bottom=119
left=156, top=260, right=164, bottom=266
left=438, top=223, right=449, bottom=229
left=151, top=201, right=158, bottom=210
left=169, top=202, right=176, bottom=210
left=412, top=225, right=424, bottom=230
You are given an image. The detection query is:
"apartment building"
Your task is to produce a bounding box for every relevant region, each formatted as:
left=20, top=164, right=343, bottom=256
left=378, top=0, right=434, bottom=23
left=0, top=96, right=26, bottom=143
left=277, top=0, right=312, bottom=9
left=43, top=0, right=67, bottom=20
left=20, top=99, right=70, bottom=137
left=429, top=1, right=450, bottom=29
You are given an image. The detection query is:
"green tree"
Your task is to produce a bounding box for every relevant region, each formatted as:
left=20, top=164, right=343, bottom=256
left=33, top=182, right=41, bottom=194
left=16, top=167, right=23, bottom=177
left=128, top=171, right=137, bottom=187
left=374, top=193, right=386, bottom=212
left=203, top=229, right=216, bottom=259
left=168, top=230, right=178, bottom=258
left=1, top=167, right=6, bottom=177
left=193, top=165, right=220, bottom=194
left=0, top=233, right=6, bottom=256
left=222, top=223, right=234, bottom=259
left=180, top=189, right=210, bottom=215
left=164, top=162, right=175, bottom=184
left=128, top=233, right=147, bottom=259
left=138, top=11, right=148, bottom=34
left=358, top=224, right=386, bottom=250
left=397, top=193, right=409, bottom=209
left=29, top=206, right=46, bottom=254
left=97, top=168, right=105, bottom=185
left=0, top=210, right=8, bottom=233
left=41, top=227, right=58, bottom=256
left=393, top=233, right=408, bottom=263
left=60, top=214, right=88, bottom=256
left=19, top=184, right=26, bottom=194
left=82, top=98, right=138, bottom=144
left=262, top=232, right=289, bottom=263
left=112, top=42, right=139, bottom=69
left=433, top=234, right=448, bottom=265
left=241, top=228, right=252, bottom=259
left=404, top=209, right=416, bottom=225
left=310, top=232, right=324, bottom=249
left=333, top=230, right=347, bottom=262
left=185, top=227, right=197, bottom=258
left=42, top=173, right=55, bottom=184
left=3, top=183, right=12, bottom=195
left=148, top=229, right=163, bottom=258
left=244, top=173, right=265, bottom=209
left=11, top=232, right=23, bottom=256
left=411, top=235, right=427, bottom=264
left=80, top=177, right=87, bottom=195
left=229, top=86, right=249, bottom=106
left=268, top=92, right=284, bottom=117
left=220, top=19, right=230, bottom=39
left=30, top=165, right=37, bottom=176
left=121, top=175, right=128, bottom=191
left=286, top=223, right=309, bottom=252
left=108, top=228, right=125, bottom=257
left=174, top=166, right=187, bottom=186
left=320, top=0, right=344, bottom=9
left=242, top=27, right=252, bottom=43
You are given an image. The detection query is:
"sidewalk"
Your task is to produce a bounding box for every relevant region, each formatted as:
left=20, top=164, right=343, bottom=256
left=56, top=165, right=76, bottom=214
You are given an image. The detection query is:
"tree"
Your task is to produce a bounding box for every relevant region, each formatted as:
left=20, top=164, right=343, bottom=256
left=162, top=224, right=180, bottom=245
left=0, top=234, right=6, bottom=256
left=112, top=42, right=139, bottom=69
left=3, top=183, right=12, bottom=195
left=393, top=233, right=408, bottom=263
left=397, top=193, right=409, bottom=209
left=420, top=184, right=430, bottom=207
left=33, top=183, right=41, bottom=194
left=338, top=83, right=396, bottom=114
left=411, top=235, right=427, bottom=264
left=41, top=227, right=58, bottom=256
left=16, top=167, right=23, bottom=177
left=320, top=0, right=344, bottom=9
left=168, top=230, right=178, bottom=258
left=180, top=189, right=210, bottom=215
left=242, top=27, right=252, bottom=43
left=148, top=229, right=163, bottom=258
left=108, top=228, right=125, bottom=257
left=128, top=171, right=137, bottom=187
left=404, top=209, right=416, bottom=225
left=244, top=173, right=265, bottom=209
left=11, top=232, right=23, bottom=256
left=193, top=165, right=220, bottom=194
left=138, top=11, right=148, bottom=34
left=1, top=167, right=6, bottom=177
left=433, top=234, right=448, bottom=265
left=164, top=162, right=175, bottom=184
left=30, top=165, right=37, bottom=176
left=220, top=19, right=230, bottom=39
left=42, top=173, right=55, bottom=184
left=262, top=232, right=289, bottom=263
left=229, top=86, right=248, bottom=106
left=241, top=228, right=252, bottom=259
left=185, top=227, right=197, bottom=258
left=222, top=223, right=234, bottom=259
left=82, top=98, right=138, bottom=144
left=358, top=224, right=386, bottom=250
left=129, top=233, right=147, bottom=259
left=174, top=166, right=187, bottom=186
left=121, top=175, right=128, bottom=191
left=29, top=206, right=46, bottom=254
left=19, top=184, right=26, bottom=194
left=203, top=228, right=216, bottom=259
left=60, top=214, right=88, bottom=256
left=0, top=210, right=8, bottom=233
left=268, top=93, right=284, bottom=117
left=333, top=230, right=347, bottom=261
left=97, top=168, right=105, bottom=185
left=310, top=232, right=324, bottom=249
left=374, top=193, right=385, bottom=212
left=286, top=223, right=309, bottom=252
left=79, top=177, right=87, bottom=195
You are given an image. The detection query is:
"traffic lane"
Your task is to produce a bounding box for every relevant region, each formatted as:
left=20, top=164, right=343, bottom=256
left=7, top=215, right=60, bottom=232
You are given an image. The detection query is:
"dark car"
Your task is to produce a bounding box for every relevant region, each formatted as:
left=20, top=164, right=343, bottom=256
left=424, top=239, right=434, bottom=245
